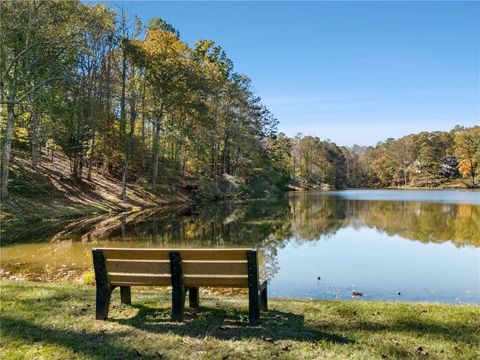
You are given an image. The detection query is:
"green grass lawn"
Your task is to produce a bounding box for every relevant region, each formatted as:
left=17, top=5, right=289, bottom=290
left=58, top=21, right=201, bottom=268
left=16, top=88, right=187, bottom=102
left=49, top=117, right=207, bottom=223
left=0, top=281, right=479, bottom=359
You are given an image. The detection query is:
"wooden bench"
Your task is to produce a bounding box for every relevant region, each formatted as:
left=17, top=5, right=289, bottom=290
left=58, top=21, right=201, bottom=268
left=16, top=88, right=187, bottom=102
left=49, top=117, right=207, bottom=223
left=92, top=248, right=268, bottom=325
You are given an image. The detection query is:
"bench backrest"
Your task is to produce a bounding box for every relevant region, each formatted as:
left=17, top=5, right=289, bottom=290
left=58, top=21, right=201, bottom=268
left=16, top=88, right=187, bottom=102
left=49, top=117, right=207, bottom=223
left=93, top=248, right=257, bottom=288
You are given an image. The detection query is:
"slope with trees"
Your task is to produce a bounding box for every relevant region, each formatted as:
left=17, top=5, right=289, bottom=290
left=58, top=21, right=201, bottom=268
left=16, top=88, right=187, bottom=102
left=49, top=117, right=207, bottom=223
left=1, top=0, right=290, bottom=212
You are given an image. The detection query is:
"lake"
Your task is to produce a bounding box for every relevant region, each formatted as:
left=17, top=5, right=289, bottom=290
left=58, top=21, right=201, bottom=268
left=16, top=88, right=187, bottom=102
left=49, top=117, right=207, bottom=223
left=1, top=189, right=479, bottom=304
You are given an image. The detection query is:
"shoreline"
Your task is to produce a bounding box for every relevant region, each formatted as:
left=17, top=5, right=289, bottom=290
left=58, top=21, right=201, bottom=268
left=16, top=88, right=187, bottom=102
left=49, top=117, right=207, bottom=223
left=2, top=277, right=478, bottom=307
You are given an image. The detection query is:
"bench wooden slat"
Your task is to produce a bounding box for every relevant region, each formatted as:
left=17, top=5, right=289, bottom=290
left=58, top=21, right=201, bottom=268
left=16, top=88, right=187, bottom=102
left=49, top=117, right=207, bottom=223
left=108, top=273, right=171, bottom=286
left=107, top=272, right=248, bottom=288
left=105, top=259, right=248, bottom=276
left=184, top=275, right=248, bottom=288
left=182, top=261, right=248, bottom=276
left=100, top=248, right=249, bottom=261
left=106, top=259, right=170, bottom=274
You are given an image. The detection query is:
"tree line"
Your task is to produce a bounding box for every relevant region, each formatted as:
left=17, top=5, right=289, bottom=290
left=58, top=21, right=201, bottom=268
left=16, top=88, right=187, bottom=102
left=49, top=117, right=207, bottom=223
left=289, top=125, right=479, bottom=189
left=0, top=0, right=289, bottom=200
left=1, top=1, right=478, bottom=203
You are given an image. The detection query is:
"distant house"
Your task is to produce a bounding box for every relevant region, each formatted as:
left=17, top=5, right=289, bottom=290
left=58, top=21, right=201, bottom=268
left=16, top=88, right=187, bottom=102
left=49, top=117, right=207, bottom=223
left=439, top=156, right=459, bottom=178
left=412, top=160, right=422, bottom=174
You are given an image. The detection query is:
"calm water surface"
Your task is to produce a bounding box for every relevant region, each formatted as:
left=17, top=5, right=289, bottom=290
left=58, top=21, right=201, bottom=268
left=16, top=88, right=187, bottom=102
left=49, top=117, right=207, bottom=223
left=2, top=190, right=479, bottom=304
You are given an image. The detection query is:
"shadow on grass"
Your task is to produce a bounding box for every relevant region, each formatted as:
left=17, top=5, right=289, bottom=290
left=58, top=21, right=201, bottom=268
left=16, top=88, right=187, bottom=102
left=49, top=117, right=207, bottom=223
left=320, top=304, right=480, bottom=345
left=110, top=299, right=480, bottom=347
left=0, top=315, right=147, bottom=360
left=326, top=317, right=480, bottom=345
left=111, top=304, right=352, bottom=344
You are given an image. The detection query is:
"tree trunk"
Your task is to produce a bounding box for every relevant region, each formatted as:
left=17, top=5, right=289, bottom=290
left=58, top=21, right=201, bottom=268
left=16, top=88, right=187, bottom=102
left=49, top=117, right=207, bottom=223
left=140, top=76, right=147, bottom=171
left=121, top=155, right=130, bottom=200
left=31, top=111, right=40, bottom=168
left=210, top=105, right=219, bottom=179
left=1, top=103, right=15, bottom=200
left=221, top=131, right=230, bottom=174
left=87, top=131, right=95, bottom=181
left=79, top=146, right=85, bottom=179
left=151, top=111, right=162, bottom=186
left=119, top=50, right=127, bottom=137
left=210, top=138, right=216, bottom=178
left=121, top=99, right=137, bottom=200
left=72, top=156, right=80, bottom=183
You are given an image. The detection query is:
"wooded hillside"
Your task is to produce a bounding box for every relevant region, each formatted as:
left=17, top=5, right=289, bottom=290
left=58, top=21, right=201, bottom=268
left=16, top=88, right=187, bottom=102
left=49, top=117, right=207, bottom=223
left=0, top=0, right=289, bottom=202
left=1, top=1, right=478, bottom=207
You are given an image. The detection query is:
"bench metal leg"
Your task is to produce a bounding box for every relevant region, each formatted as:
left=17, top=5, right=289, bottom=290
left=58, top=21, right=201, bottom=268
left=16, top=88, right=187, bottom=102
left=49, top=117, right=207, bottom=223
left=260, top=281, right=268, bottom=312
left=93, top=249, right=114, bottom=320
left=172, top=285, right=185, bottom=321
left=247, top=251, right=260, bottom=325
left=189, top=287, right=199, bottom=309
left=120, top=286, right=131, bottom=305
left=170, top=251, right=185, bottom=322
left=248, top=286, right=260, bottom=326
left=96, top=285, right=114, bottom=320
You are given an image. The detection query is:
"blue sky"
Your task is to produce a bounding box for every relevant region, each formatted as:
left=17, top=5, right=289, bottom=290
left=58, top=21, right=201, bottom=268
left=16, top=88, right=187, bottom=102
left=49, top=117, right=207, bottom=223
left=106, top=1, right=479, bottom=146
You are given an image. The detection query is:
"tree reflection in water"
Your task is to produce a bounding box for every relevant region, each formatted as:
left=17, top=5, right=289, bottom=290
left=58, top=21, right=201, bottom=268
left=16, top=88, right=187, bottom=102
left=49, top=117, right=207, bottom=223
left=1, top=191, right=479, bottom=282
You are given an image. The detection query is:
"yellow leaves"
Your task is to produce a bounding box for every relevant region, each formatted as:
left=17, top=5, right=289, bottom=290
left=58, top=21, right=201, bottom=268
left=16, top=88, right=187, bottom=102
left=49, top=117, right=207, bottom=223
left=454, top=126, right=480, bottom=182
left=133, top=29, right=191, bottom=78
left=458, top=159, right=476, bottom=178
left=127, top=29, right=196, bottom=105
left=142, top=29, right=190, bottom=59
left=14, top=127, right=29, bottom=144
